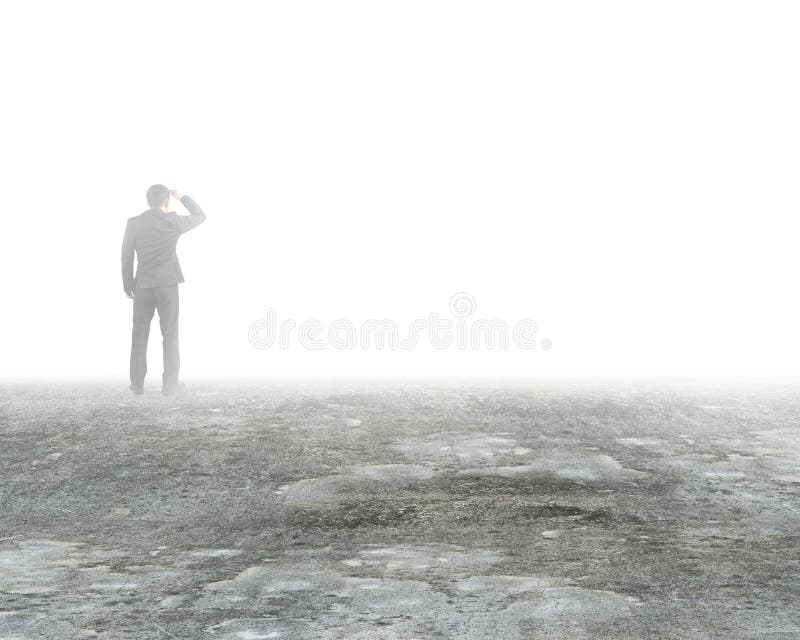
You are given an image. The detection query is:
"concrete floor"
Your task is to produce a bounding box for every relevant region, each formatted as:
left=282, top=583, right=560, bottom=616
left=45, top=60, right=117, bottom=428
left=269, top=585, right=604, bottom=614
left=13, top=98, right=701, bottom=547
left=0, top=383, right=798, bottom=639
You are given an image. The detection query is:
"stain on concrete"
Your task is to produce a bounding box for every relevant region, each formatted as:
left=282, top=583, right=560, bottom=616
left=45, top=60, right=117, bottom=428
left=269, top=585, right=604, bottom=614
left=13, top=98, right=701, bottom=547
left=457, top=452, right=648, bottom=482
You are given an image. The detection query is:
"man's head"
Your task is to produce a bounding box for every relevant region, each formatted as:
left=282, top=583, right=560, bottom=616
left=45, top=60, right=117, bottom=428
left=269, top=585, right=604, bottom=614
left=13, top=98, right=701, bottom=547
left=146, top=184, right=171, bottom=210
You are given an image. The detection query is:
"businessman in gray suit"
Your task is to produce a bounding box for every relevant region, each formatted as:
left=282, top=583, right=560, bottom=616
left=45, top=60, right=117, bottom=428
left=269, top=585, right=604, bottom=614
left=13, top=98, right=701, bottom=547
left=122, top=184, right=207, bottom=395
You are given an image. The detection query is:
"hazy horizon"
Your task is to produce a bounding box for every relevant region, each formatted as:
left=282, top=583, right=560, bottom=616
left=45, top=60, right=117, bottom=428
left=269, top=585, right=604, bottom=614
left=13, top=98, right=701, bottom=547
left=2, top=2, right=798, bottom=382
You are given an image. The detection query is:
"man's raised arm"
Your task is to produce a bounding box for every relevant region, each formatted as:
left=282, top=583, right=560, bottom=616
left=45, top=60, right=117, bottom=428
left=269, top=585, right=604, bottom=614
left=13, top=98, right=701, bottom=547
left=121, top=219, right=136, bottom=297
left=171, top=190, right=207, bottom=234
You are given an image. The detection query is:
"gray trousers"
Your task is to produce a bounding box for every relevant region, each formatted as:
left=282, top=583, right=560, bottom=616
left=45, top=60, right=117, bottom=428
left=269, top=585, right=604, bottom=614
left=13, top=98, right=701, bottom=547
left=130, top=284, right=179, bottom=391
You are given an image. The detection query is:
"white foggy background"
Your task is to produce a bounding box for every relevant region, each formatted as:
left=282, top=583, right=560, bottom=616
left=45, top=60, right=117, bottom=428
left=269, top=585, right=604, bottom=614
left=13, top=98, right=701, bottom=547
left=1, top=1, right=798, bottom=382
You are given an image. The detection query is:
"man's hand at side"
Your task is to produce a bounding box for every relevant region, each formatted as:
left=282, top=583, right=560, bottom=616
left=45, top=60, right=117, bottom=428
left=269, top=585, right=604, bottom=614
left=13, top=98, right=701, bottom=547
left=121, top=219, right=136, bottom=295
left=126, top=291, right=134, bottom=299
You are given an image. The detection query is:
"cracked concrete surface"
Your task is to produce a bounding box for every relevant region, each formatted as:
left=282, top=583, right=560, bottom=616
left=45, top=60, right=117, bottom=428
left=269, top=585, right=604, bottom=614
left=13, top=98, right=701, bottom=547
left=1, top=383, right=799, bottom=638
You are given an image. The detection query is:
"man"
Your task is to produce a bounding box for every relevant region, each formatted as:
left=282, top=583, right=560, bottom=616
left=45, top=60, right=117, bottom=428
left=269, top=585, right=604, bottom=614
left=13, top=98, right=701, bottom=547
left=122, top=185, right=207, bottom=395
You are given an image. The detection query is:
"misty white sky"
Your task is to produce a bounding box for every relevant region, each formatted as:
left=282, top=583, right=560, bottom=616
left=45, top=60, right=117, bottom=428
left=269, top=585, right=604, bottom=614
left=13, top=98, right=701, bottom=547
left=1, top=1, right=798, bottom=381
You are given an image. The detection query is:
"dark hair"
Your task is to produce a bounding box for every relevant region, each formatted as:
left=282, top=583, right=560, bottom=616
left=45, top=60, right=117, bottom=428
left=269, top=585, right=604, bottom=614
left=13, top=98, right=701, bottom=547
left=146, top=184, right=170, bottom=208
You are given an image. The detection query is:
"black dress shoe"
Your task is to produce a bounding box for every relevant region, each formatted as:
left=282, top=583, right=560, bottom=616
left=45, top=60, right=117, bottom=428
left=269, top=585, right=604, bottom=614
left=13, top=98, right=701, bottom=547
left=130, top=384, right=144, bottom=395
left=162, top=381, right=186, bottom=396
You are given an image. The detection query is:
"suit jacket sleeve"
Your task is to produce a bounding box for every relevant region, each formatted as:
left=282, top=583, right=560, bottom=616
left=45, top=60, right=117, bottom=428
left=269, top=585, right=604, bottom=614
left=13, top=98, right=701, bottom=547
left=175, top=195, right=207, bottom=234
left=121, top=219, right=136, bottom=294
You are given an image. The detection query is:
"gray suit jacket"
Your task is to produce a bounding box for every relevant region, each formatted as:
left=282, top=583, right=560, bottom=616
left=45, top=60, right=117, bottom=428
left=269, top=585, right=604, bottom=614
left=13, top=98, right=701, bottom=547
left=121, top=195, right=206, bottom=294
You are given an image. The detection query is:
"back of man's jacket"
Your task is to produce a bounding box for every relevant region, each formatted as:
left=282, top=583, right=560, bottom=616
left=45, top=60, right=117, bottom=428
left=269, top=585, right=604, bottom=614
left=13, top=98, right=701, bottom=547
left=121, top=195, right=206, bottom=294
